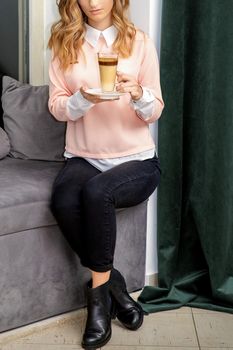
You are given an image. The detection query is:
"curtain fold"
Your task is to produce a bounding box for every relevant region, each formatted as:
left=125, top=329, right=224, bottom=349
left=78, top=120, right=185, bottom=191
left=139, top=0, right=233, bottom=313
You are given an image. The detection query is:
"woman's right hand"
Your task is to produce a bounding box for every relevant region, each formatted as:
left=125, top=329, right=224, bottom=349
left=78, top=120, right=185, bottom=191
left=80, top=86, right=119, bottom=104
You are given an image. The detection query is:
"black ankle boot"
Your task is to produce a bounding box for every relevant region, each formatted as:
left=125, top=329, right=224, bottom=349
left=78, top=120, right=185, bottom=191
left=110, top=268, right=144, bottom=330
left=82, top=279, right=116, bottom=350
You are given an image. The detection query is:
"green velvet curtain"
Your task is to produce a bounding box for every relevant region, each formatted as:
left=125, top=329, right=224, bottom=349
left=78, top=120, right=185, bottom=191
left=139, top=0, right=233, bottom=313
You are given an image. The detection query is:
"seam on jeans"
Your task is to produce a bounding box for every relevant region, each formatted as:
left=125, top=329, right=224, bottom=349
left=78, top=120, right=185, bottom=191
left=106, top=166, right=161, bottom=195
left=103, top=190, right=113, bottom=261
left=103, top=165, right=161, bottom=263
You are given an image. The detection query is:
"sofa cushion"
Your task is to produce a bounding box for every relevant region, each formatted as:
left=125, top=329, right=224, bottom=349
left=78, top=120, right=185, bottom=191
left=0, top=127, right=10, bottom=159
left=0, top=157, right=64, bottom=236
left=2, top=76, right=66, bottom=161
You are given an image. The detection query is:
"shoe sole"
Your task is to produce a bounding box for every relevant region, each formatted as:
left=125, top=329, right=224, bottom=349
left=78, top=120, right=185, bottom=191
left=81, top=329, right=111, bottom=350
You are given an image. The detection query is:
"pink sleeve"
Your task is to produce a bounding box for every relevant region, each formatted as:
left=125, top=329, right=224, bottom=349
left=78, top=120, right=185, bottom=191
left=48, top=56, right=72, bottom=122
left=138, top=37, right=165, bottom=123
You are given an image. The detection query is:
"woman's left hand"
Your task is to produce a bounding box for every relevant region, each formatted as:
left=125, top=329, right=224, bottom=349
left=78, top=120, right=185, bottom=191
left=116, top=72, right=143, bottom=101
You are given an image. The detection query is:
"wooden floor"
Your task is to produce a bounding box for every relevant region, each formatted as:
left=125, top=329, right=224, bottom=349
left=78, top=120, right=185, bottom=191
left=1, top=292, right=233, bottom=350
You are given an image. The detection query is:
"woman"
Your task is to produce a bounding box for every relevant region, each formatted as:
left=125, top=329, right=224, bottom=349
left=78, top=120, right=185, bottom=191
left=48, top=0, right=164, bottom=349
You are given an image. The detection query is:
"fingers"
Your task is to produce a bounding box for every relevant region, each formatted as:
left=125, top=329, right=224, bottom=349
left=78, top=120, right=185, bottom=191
left=116, top=81, right=135, bottom=90
left=117, top=71, right=136, bottom=83
left=80, top=86, right=99, bottom=103
left=116, top=81, right=138, bottom=93
left=80, top=86, right=85, bottom=95
left=116, top=74, right=137, bottom=92
left=80, top=86, right=90, bottom=99
left=116, top=72, right=142, bottom=99
left=116, top=81, right=143, bottom=100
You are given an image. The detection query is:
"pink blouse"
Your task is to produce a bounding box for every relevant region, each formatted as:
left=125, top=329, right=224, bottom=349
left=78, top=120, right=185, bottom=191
left=48, top=29, right=164, bottom=159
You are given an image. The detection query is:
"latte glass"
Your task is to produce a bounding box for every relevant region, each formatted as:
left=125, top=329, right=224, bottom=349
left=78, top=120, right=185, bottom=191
left=98, top=53, right=118, bottom=92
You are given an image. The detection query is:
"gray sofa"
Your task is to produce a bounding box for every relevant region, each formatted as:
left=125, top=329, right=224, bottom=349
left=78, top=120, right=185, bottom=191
left=0, top=76, right=147, bottom=333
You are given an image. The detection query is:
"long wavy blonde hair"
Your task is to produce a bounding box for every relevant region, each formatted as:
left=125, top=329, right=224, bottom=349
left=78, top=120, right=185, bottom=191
left=48, top=0, right=136, bottom=71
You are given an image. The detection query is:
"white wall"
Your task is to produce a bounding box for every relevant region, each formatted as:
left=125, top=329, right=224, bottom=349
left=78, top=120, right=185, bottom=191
left=29, top=0, right=44, bottom=85
left=29, top=0, right=163, bottom=279
left=130, top=0, right=163, bottom=279
left=44, top=1, right=59, bottom=84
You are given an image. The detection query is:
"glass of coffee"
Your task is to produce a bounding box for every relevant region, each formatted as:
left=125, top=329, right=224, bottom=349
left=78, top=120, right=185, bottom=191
left=98, top=52, right=118, bottom=92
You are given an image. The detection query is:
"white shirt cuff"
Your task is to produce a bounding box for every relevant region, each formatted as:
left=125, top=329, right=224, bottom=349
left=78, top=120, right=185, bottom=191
left=67, top=91, right=94, bottom=120
left=130, top=87, right=156, bottom=121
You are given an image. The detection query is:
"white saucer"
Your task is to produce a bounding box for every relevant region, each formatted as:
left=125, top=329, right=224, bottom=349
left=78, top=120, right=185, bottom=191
left=85, top=88, right=125, bottom=100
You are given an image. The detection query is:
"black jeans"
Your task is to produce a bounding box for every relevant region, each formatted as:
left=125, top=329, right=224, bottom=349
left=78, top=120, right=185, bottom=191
left=50, top=154, right=161, bottom=272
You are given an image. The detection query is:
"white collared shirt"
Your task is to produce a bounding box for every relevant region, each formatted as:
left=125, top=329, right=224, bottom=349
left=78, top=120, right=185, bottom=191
left=84, top=23, right=118, bottom=47
left=65, top=24, right=156, bottom=171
